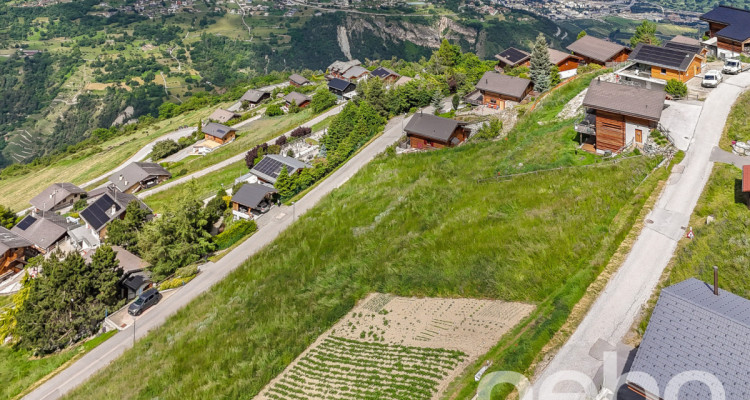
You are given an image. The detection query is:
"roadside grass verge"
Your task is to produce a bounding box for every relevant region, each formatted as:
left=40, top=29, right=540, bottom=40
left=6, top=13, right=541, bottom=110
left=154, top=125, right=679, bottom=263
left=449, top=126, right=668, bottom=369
left=65, top=72, right=663, bottom=400
left=719, top=89, right=750, bottom=151
left=2, top=330, right=116, bottom=400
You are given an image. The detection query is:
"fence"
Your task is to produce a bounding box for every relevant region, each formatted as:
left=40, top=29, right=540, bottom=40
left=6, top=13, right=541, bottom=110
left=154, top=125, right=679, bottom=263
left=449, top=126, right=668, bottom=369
left=476, top=155, right=645, bottom=184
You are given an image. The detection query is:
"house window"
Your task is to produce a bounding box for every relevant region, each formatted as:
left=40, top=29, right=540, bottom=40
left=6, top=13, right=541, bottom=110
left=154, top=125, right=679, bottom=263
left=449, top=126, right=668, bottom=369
left=490, top=99, right=496, bottom=104
left=661, top=68, right=667, bottom=74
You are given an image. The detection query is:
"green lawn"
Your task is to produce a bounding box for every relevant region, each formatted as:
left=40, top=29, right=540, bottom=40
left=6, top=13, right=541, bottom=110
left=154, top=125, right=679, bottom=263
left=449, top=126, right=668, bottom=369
left=559, top=17, right=700, bottom=45
left=64, top=74, right=665, bottom=400
left=0, top=330, right=116, bottom=400
left=719, top=90, right=750, bottom=151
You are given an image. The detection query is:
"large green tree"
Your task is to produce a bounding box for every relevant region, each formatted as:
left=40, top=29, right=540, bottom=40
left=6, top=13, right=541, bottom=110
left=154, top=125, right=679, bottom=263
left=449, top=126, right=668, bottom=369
left=0, top=205, right=18, bottom=229
left=106, top=201, right=151, bottom=250
left=310, top=86, right=337, bottom=113
left=630, top=20, right=661, bottom=47
left=14, top=248, right=121, bottom=353
left=529, top=33, right=552, bottom=93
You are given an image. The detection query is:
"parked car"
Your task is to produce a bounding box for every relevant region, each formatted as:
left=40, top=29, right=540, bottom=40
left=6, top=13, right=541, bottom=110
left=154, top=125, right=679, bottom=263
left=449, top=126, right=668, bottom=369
left=723, top=59, right=741, bottom=75
left=702, top=70, right=723, bottom=88
left=128, top=288, right=162, bottom=316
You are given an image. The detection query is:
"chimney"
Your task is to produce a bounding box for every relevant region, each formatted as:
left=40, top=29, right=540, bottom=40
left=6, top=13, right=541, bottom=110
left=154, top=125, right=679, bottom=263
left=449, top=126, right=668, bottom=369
left=110, top=205, right=117, bottom=216
left=713, top=266, right=719, bottom=296
left=119, top=174, right=123, bottom=181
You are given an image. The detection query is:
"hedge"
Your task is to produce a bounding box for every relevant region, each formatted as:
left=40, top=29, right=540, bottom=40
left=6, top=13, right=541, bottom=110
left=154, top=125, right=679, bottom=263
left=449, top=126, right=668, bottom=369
left=214, top=220, right=258, bottom=250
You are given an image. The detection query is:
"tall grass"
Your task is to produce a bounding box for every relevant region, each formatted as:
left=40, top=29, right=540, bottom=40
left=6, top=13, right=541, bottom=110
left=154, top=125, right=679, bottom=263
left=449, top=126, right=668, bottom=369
left=65, top=73, right=662, bottom=400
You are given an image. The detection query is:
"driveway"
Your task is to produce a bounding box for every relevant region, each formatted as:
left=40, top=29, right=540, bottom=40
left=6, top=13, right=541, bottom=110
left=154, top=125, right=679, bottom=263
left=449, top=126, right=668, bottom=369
left=528, top=72, right=750, bottom=399
left=659, top=100, right=703, bottom=151
left=22, top=106, right=414, bottom=400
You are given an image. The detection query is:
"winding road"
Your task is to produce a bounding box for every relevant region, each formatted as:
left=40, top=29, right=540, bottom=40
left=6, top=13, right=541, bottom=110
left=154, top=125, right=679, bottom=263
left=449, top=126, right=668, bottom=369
left=23, top=108, right=415, bottom=400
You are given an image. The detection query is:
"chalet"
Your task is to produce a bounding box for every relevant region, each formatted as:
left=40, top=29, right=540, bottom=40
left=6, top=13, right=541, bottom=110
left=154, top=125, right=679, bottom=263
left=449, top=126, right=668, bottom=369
left=403, top=113, right=468, bottom=149
left=328, top=78, right=356, bottom=97
left=289, top=73, right=310, bottom=87
left=327, top=59, right=362, bottom=79
left=393, top=76, right=413, bottom=87
left=342, top=65, right=370, bottom=82
left=700, top=6, right=750, bottom=58
left=575, top=80, right=665, bottom=153
left=548, top=48, right=582, bottom=79
left=283, top=92, right=311, bottom=109
left=79, top=186, right=152, bottom=239
left=12, top=213, right=79, bottom=254
left=620, top=43, right=704, bottom=86
left=627, top=277, right=750, bottom=400
left=240, top=89, right=270, bottom=107
left=0, top=228, right=34, bottom=278
left=472, top=71, right=533, bottom=110
left=29, top=183, right=86, bottom=213
left=207, top=108, right=240, bottom=124
left=109, top=162, right=171, bottom=194
left=370, top=67, right=401, bottom=84
left=494, top=47, right=530, bottom=70
left=743, top=165, right=750, bottom=208
left=566, top=35, right=630, bottom=66
left=203, top=122, right=237, bottom=144
left=83, top=245, right=149, bottom=299
left=230, top=183, right=278, bottom=220
left=249, top=154, right=312, bottom=185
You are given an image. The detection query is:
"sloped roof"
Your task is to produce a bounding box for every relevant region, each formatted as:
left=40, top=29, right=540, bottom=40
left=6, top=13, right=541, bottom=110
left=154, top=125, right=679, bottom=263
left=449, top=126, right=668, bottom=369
left=207, top=109, right=239, bottom=124
left=29, top=183, right=86, bottom=212
left=628, top=43, right=696, bottom=71
left=0, top=227, right=31, bottom=254
left=283, top=91, right=311, bottom=105
left=327, top=59, right=361, bottom=74
left=403, top=113, right=466, bottom=143
left=494, top=47, right=530, bottom=66
left=475, top=71, right=532, bottom=100
left=240, top=89, right=269, bottom=103
left=80, top=187, right=147, bottom=232
left=12, top=214, right=78, bottom=251
left=203, top=122, right=235, bottom=140
left=342, top=65, right=369, bottom=79
left=583, top=80, right=665, bottom=121
left=231, top=183, right=278, bottom=209
left=289, top=73, right=310, bottom=85
left=566, top=35, right=628, bottom=63
left=328, top=78, right=355, bottom=91
left=249, top=155, right=312, bottom=184
left=548, top=48, right=581, bottom=65
left=109, top=162, right=171, bottom=192
left=122, top=270, right=151, bottom=291
left=629, top=278, right=750, bottom=399
left=670, top=34, right=701, bottom=46
left=700, top=6, right=750, bottom=41
left=371, top=66, right=400, bottom=79
left=393, top=76, right=413, bottom=87
left=664, top=40, right=703, bottom=55
left=83, top=245, right=148, bottom=273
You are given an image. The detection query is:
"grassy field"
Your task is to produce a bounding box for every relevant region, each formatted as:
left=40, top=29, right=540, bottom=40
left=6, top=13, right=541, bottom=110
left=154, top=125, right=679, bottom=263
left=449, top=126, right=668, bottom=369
left=719, top=90, right=750, bottom=151
left=559, top=17, right=700, bottom=45
left=1, top=330, right=116, bottom=400
left=64, top=74, right=663, bottom=400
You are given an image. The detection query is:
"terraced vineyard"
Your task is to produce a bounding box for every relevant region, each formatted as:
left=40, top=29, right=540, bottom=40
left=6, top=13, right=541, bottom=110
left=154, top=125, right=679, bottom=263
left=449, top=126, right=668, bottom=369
left=264, top=337, right=466, bottom=399
left=257, top=294, right=535, bottom=400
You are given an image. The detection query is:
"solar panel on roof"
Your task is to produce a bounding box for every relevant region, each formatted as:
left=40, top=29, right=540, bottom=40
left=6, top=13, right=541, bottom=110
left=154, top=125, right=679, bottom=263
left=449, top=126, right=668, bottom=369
left=81, top=195, right=121, bottom=231
left=254, top=157, right=285, bottom=179
left=16, top=216, right=36, bottom=231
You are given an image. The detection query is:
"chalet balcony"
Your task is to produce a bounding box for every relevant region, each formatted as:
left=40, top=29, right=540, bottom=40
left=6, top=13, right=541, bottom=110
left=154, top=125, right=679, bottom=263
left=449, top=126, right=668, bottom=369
left=574, top=113, right=596, bottom=136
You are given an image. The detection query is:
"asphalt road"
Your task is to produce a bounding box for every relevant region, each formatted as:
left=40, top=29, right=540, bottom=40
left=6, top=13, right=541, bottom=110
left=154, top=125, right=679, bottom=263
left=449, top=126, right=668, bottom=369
left=136, top=104, right=345, bottom=199
left=23, top=109, right=411, bottom=400
left=528, top=72, right=750, bottom=399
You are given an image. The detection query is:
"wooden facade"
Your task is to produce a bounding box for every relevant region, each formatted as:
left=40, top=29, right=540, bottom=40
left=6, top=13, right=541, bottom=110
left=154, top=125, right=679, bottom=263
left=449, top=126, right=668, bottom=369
left=557, top=57, right=580, bottom=72
left=205, top=130, right=236, bottom=145
left=707, top=21, right=750, bottom=54
left=650, top=56, right=703, bottom=83
left=407, top=128, right=467, bottom=149
left=578, top=49, right=630, bottom=66
left=0, top=247, right=29, bottom=277
left=595, top=111, right=626, bottom=151
left=480, top=87, right=532, bottom=109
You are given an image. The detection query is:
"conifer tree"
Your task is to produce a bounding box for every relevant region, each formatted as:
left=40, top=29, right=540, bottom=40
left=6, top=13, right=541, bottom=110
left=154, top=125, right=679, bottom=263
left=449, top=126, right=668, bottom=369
left=529, top=33, right=552, bottom=93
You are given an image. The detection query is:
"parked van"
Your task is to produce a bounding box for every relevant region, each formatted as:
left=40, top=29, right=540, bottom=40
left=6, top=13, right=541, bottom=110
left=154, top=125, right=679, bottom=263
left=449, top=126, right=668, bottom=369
left=702, top=70, right=723, bottom=88
left=128, top=288, right=162, bottom=316
left=723, top=59, right=741, bottom=75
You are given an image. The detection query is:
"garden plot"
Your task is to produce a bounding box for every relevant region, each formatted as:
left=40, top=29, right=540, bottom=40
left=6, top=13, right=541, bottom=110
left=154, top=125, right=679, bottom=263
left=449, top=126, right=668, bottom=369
left=257, top=293, right=535, bottom=400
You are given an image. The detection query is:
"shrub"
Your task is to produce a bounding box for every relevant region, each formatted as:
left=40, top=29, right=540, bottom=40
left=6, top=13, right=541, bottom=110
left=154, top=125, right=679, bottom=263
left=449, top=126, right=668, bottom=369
left=266, top=104, right=284, bottom=117
left=175, top=264, right=198, bottom=278
left=159, top=275, right=196, bottom=290
left=267, top=144, right=281, bottom=154
left=472, top=118, right=503, bottom=141
left=290, top=126, right=312, bottom=138
left=150, top=139, right=182, bottom=160
left=275, top=135, right=288, bottom=146
left=72, top=198, right=88, bottom=211
left=214, top=220, right=258, bottom=250
left=664, top=79, right=687, bottom=98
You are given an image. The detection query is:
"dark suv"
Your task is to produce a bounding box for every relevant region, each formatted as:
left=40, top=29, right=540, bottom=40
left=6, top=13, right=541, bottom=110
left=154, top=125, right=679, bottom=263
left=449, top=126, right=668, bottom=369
left=128, top=288, right=162, bottom=316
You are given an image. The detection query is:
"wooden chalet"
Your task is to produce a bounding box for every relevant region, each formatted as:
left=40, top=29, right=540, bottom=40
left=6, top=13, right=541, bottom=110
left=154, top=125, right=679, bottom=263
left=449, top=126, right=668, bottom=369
left=566, top=35, right=630, bottom=66
left=472, top=71, right=532, bottom=109
left=29, top=183, right=86, bottom=213
left=548, top=48, right=582, bottom=79
left=109, top=162, right=171, bottom=193
left=12, top=213, right=79, bottom=254
left=575, top=80, right=665, bottom=153
left=494, top=47, right=530, bottom=70
left=207, top=109, right=240, bottom=124
left=203, top=122, right=237, bottom=144
left=249, top=155, right=312, bottom=185
left=700, top=6, right=750, bottom=58
left=327, top=60, right=362, bottom=79
left=283, top=92, right=311, bottom=109
left=240, top=89, right=270, bottom=107
left=0, top=227, right=34, bottom=279
left=230, top=183, right=278, bottom=219
left=80, top=186, right=152, bottom=240
left=289, top=73, right=310, bottom=87
left=328, top=78, right=356, bottom=97
left=403, top=113, right=468, bottom=149
left=626, top=42, right=704, bottom=83
left=370, top=67, right=401, bottom=84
